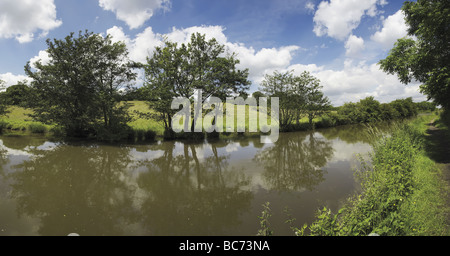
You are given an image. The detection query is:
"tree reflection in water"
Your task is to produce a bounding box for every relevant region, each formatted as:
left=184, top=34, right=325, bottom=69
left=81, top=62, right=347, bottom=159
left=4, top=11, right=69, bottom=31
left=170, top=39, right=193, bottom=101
left=137, top=141, right=253, bottom=236
left=254, top=131, right=334, bottom=192
left=8, top=143, right=136, bottom=236
left=6, top=139, right=253, bottom=236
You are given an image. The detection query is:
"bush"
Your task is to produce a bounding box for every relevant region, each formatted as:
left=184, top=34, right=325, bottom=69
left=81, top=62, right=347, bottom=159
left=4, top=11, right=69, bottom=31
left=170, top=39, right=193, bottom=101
left=28, top=122, right=47, bottom=133
left=127, top=128, right=157, bottom=142
left=0, top=120, right=7, bottom=133
left=316, top=113, right=337, bottom=128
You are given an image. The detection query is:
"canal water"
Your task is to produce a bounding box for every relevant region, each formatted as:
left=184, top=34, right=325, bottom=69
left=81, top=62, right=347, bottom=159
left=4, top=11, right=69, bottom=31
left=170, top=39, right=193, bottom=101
left=0, top=123, right=392, bottom=236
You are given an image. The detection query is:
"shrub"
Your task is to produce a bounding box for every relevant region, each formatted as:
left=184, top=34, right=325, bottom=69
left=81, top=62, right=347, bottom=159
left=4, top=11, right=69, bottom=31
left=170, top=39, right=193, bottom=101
left=28, top=122, right=47, bottom=133
left=0, top=120, right=7, bottom=133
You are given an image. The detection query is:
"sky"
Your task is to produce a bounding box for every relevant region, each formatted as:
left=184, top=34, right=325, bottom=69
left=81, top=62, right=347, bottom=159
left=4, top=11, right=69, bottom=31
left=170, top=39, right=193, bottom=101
left=0, top=0, right=426, bottom=106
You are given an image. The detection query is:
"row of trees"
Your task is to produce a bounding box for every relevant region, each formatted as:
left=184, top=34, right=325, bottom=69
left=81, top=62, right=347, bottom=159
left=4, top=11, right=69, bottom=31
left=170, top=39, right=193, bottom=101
left=326, top=97, right=419, bottom=127
left=1, top=30, right=330, bottom=140
left=1, top=0, right=447, bottom=141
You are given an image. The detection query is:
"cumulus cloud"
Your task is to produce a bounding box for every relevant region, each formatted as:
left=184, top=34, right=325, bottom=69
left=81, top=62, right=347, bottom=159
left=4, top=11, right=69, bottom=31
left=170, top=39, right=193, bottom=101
left=0, top=0, right=62, bottom=43
left=287, top=60, right=425, bottom=105
left=0, top=72, right=30, bottom=87
left=29, top=50, right=51, bottom=69
left=107, top=26, right=163, bottom=64
left=99, top=0, right=171, bottom=29
left=106, top=25, right=300, bottom=87
left=345, top=34, right=365, bottom=58
left=371, top=10, right=408, bottom=49
left=313, top=0, right=387, bottom=41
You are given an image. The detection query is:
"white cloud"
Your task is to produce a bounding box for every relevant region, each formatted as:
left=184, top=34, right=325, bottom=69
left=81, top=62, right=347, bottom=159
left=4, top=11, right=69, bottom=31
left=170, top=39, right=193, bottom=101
left=0, top=0, right=62, bottom=43
left=107, top=26, right=163, bottom=64
left=164, top=25, right=300, bottom=83
left=345, top=34, right=365, bottom=57
left=166, top=25, right=229, bottom=45
left=305, top=2, right=315, bottom=13
left=0, top=72, right=30, bottom=87
left=29, top=50, right=51, bottom=69
left=313, top=0, right=387, bottom=40
left=99, top=0, right=171, bottom=29
left=371, top=10, right=408, bottom=49
left=287, top=60, right=426, bottom=106
left=106, top=25, right=300, bottom=87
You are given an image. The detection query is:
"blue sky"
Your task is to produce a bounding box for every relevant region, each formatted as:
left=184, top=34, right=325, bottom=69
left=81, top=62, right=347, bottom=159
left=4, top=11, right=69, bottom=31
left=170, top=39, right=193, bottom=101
left=0, top=0, right=424, bottom=106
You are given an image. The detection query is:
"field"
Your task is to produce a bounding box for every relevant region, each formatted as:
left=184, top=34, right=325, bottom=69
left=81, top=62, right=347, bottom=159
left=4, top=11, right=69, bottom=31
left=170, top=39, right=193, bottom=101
left=1, top=101, right=323, bottom=136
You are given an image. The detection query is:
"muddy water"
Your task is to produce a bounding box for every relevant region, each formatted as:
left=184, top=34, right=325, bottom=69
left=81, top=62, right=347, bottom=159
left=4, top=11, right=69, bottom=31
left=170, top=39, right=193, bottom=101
left=0, top=123, right=391, bottom=236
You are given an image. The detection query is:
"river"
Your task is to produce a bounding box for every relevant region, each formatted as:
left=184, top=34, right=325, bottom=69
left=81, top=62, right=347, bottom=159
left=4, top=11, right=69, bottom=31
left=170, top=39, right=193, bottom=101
left=0, top=123, right=392, bottom=236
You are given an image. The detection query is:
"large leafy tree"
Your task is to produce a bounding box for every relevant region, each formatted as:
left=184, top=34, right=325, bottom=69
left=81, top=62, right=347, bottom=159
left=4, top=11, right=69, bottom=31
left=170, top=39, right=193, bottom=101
left=25, top=30, right=137, bottom=138
left=378, top=0, right=450, bottom=109
left=143, top=33, right=251, bottom=132
left=260, top=70, right=304, bottom=128
left=260, top=70, right=329, bottom=129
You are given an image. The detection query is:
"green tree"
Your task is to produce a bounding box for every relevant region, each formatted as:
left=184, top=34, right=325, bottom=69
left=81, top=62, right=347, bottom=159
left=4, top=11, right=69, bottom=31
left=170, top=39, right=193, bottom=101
left=0, top=79, right=8, bottom=116
left=358, top=96, right=382, bottom=123
left=25, top=31, right=137, bottom=139
left=378, top=0, right=450, bottom=109
left=260, top=70, right=301, bottom=129
left=251, top=91, right=266, bottom=102
left=260, top=70, right=329, bottom=130
left=2, top=81, right=31, bottom=107
left=304, top=74, right=331, bottom=128
left=144, top=33, right=250, bottom=133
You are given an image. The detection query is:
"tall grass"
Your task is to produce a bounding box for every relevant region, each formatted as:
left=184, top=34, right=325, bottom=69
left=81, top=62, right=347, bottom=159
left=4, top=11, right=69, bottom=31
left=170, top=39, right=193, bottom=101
left=28, top=122, right=47, bottom=133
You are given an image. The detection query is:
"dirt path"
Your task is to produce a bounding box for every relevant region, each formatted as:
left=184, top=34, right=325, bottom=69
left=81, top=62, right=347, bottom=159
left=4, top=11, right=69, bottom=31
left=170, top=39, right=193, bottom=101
left=425, top=119, right=450, bottom=225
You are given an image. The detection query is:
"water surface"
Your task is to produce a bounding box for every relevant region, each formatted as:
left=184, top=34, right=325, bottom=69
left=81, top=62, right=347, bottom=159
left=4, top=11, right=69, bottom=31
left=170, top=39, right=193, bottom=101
left=0, top=123, right=391, bottom=236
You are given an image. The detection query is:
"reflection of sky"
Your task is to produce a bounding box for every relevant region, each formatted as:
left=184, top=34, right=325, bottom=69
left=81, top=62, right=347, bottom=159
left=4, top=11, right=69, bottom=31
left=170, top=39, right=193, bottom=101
left=328, top=138, right=372, bottom=163
left=0, top=127, right=379, bottom=236
left=0, top=140, right=31, bottom=156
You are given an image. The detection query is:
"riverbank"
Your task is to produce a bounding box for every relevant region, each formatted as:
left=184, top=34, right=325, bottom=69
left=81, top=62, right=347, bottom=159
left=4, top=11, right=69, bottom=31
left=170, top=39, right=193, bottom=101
left=0, top=101, right=430, bottom=143
left=286, top=112, right=450, bottom=236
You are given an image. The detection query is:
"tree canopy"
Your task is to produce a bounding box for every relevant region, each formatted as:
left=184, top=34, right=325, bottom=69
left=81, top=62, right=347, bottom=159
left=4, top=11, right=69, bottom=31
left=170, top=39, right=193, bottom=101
left=143, top=33, right=250, bottom=132
left=25, top=30, right=138, bottom=139
left=378, top=0, right=450, bottom=109
left=260, top=70, right=330, bottom=130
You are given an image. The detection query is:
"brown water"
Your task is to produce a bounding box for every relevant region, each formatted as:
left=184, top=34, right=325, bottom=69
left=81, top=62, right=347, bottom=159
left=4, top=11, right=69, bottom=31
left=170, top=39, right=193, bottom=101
left=0, top=123, right=391, bottom=236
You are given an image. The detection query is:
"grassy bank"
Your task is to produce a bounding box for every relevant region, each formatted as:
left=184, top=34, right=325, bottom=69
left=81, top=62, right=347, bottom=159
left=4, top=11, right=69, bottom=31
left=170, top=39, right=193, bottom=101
left=0, top=106, right=53, bottom=134
left=281, top=113, right=450, bottom=236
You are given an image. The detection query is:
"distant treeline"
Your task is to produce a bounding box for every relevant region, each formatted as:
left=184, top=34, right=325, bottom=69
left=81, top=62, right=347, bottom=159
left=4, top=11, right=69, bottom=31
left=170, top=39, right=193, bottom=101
left=316, top=96, right=436, bottom=129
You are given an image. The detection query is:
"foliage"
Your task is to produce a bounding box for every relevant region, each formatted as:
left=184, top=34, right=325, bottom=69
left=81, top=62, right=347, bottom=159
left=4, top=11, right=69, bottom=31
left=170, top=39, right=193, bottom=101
left=378, top=0, right=450, bottom=109
left=25, top=30, right=138, bottom=140
left=143, top=33, right=250, bottom=133
left=28, top=122, right=48, bottom=133
left=334, top=97, right=417, bottom=125
left=256, top=202, right=273, bottom=236
left=304, top=78, right=331, bottom=128
left=415, top=101, right=437, bottom=112
left=260, top=70, right=330, bottom=130
left=294, top=114, right=449, bottom=236
left=0, top=79, right=8, bottom=117
left=0, top=81, right=32, bottom=107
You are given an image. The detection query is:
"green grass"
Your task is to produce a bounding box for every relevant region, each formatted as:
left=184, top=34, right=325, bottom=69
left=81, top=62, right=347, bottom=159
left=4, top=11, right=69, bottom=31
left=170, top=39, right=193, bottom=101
left=126, top=101, right=165, bottom=136
left=293, top=113, right=450, bottom=236
left=0, top=102, right=344, bottom=138
left=0, top=106, right=53, bottom=133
